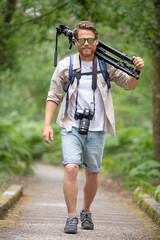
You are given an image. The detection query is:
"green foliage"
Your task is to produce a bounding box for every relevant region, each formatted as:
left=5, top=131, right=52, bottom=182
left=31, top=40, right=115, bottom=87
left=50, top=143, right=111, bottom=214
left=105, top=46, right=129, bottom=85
left=0, top=114, right=32, bottom=174
left=116, top=0, right=157, bottom=42
left=0, top=172, right=13, bottom=194
left=102, top=124, right=160, bottom=193
left=0, top=0, right=70, bottom=68
left=135, top=182, right=160, bottom=203
left=41, top=124, right=63, bottom=165
left=154, top=185, right=160, bottom=202
left=0, top=112, right=51, bottom=174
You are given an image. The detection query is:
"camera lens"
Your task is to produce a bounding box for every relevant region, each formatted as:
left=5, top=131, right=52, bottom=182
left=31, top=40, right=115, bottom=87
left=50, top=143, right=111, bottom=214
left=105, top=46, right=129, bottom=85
left=78, top=118, right=90, bottom=135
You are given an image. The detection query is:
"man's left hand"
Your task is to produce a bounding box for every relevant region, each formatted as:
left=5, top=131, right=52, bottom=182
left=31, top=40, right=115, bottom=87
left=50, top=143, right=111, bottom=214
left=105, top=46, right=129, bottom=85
left=132, top=56, right=144, bottom=73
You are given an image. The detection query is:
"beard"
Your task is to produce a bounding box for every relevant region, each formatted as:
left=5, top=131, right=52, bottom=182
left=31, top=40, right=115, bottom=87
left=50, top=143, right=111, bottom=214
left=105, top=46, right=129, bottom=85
left=79, top=46, right=96, bottom=58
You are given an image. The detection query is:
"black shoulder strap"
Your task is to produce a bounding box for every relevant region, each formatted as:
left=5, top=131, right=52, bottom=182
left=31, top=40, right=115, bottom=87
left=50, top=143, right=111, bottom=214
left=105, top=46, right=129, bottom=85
left=92, top=55, right=97, bottom=91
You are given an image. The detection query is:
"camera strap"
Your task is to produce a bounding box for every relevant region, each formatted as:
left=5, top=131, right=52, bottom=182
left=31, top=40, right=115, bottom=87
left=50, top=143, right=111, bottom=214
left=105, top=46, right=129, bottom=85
left=75, top=55, right=97, bottom=113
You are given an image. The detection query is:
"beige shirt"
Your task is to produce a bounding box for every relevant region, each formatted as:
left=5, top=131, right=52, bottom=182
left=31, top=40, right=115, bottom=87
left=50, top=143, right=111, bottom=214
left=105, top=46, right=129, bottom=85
left=47, top=52, right=129, bottom=136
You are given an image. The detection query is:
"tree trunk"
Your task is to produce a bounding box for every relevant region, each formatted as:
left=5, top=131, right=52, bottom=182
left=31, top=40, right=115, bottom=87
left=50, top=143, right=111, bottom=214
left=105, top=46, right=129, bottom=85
left=152, top=0, right=160, bottom=159
left=0, top=0, right=16, bottom=66
left=4, top=0, right=16, bottom=23
left=151, top=47, right=160, bottom=159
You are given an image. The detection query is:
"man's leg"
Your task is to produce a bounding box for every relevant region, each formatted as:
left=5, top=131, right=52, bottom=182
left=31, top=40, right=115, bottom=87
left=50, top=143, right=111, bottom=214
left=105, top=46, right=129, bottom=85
left=61, top=128, right=83, bottom=233
left=63, top=163, right=79, bottom=216
left=80, top=169, right=98, bottom=230
left=82, top=169, right=98, bottom=211
left=80, top=130, right=105, bottom=230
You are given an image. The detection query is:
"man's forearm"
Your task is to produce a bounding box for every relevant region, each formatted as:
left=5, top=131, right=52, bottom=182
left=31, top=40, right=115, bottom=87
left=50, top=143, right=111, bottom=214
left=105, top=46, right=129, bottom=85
left=44, top=100, right=58, bottom=126
left=128, top=75, right=140, bottom=90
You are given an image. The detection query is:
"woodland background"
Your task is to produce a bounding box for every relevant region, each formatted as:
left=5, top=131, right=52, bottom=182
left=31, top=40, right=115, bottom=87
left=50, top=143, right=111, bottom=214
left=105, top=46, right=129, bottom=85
left=0, top=0, right=160, bottom=201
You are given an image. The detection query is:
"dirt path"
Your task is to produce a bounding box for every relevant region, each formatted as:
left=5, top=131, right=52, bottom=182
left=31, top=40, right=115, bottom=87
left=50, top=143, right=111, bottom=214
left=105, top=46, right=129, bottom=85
left=0, top=163, right=160, bottom=240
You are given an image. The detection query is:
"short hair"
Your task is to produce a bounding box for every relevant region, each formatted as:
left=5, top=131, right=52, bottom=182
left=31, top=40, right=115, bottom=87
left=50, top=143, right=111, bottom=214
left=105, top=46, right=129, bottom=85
left=73, top=21, right=98, bottom=39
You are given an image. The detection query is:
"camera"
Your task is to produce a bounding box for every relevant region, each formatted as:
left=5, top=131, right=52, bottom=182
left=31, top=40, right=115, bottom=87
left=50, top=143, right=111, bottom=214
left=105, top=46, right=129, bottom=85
left=74, top=108, right=94, bottom=135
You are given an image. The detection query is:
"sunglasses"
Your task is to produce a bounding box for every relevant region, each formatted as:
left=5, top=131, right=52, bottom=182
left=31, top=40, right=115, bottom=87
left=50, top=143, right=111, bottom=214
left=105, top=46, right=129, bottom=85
left=77, top=38, right=97, bottom=45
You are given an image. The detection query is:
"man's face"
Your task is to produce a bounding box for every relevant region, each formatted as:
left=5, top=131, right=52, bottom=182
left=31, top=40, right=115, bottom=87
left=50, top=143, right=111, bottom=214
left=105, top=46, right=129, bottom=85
left=75, top=29, right=99, bottom=61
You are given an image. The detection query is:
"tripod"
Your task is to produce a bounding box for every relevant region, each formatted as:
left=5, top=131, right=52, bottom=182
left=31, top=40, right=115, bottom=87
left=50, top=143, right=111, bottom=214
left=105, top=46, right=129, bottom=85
left=54, top=25, right=140, bottom=79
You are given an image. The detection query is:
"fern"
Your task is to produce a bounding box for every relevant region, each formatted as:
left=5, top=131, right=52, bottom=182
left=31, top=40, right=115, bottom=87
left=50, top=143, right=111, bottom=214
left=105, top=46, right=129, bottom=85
left=0, top=113, right=50, bottom=175
left=102, top=124, right=160, bottom=194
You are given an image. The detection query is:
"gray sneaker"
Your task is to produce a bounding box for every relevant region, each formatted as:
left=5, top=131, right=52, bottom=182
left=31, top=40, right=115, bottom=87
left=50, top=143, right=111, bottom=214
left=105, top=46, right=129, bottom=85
left=64, top=216, right=78, bottom=234
left=80, top=211, right=94, bottom=230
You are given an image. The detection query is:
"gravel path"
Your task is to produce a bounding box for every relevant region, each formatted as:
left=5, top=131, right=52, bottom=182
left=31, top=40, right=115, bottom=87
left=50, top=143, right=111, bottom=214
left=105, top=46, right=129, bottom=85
left=0, top=163, right=159, bottom=240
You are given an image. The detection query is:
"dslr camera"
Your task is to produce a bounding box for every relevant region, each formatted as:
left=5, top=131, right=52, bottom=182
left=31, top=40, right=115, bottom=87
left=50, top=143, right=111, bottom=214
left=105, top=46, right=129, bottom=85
left=74, top=108, right=94, bottom=135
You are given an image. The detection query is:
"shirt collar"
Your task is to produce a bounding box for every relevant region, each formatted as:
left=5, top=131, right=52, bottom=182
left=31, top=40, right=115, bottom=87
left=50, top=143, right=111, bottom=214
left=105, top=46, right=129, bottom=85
left=72, top=52, right=100, bottom=71
left=73, top=52, right=80, bottom=71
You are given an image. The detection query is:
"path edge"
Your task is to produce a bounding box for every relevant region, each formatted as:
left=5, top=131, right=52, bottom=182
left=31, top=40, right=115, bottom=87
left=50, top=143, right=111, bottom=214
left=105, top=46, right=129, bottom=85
left=0, top=184, right=23, bottom=219
left=133, top=191, right=160, bottom=226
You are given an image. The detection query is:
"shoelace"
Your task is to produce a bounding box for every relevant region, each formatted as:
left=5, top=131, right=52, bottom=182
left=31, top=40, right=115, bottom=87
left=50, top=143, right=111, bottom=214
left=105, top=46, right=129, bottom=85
left=81, top=213, right=92, bottom=224
left=68, top=217, right=78, bottom=226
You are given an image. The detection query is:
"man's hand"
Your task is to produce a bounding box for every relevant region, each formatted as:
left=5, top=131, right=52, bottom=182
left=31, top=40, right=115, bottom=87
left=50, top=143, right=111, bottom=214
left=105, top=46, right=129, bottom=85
left=128, top=56, right=144, bottom=90
left=43, top=125, right=54, bottom=144
left=132, top=56, right=144, bottom=73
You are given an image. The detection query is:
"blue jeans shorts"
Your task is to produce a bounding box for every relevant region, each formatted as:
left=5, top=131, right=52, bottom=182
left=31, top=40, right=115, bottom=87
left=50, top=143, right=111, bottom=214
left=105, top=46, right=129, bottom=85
left=61, top=127, right=106, bottom=173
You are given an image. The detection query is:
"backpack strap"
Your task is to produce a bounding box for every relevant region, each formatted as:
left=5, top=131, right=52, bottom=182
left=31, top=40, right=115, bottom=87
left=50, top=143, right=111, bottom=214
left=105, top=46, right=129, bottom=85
left=64, top=55, right=76, bottom=93
left=64, top=55, right=76, bottom=115
left=98, top=59, right=111, bottom=89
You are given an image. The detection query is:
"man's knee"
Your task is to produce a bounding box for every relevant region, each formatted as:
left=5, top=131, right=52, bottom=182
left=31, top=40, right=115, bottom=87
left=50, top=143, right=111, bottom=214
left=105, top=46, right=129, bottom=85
left=64, top=164, right=79, bottom=180
left=85, top=170, right=98, bottom=181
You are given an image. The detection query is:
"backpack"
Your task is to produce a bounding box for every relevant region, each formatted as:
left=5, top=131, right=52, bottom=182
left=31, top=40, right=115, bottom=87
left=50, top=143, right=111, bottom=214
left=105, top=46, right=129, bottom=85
left=64, top=54, right=111, bottom=115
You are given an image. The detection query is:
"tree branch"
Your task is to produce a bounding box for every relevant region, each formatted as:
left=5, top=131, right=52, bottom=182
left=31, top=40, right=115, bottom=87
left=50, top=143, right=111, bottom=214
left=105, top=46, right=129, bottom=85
left=0, top=2, right=68, bottom=37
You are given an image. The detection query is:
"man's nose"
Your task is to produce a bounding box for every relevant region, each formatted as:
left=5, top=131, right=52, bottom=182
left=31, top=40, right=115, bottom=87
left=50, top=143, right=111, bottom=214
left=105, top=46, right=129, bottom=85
left=84, top=39, right=89, bottom=45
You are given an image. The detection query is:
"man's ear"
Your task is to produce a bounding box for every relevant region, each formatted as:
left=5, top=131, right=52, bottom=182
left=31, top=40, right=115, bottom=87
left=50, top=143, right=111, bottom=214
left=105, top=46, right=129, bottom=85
left=74, top=39, right=78, bottom=47
left=96, top=38, right=99, bottom=46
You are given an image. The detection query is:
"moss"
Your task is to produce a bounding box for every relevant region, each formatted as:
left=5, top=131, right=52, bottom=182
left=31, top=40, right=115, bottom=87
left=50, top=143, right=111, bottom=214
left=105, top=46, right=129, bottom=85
left=0, top=185, right=23, bottom=219
left=133, top=191, right=160, bottom=226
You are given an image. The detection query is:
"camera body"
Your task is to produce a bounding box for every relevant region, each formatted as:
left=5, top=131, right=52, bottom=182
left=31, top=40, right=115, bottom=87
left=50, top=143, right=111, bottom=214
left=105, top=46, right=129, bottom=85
left=74, top=108, right=94, bottom=135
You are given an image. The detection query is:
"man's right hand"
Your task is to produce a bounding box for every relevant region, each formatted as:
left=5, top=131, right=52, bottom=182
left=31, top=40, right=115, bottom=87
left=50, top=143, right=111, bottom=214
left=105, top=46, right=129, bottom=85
left=43, top=125, right=54, bottom=144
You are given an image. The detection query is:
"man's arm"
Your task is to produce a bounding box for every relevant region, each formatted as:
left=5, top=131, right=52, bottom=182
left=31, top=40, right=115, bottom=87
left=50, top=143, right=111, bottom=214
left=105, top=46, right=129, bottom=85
left=43, top=100, right=58, bottom=144
left=128, top=56, right=144, bottom=90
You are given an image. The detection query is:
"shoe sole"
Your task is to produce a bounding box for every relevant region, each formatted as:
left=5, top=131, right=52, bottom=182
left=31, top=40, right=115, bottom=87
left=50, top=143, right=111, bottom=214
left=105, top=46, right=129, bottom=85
left=64, top=230, right=77, bottom=234
left=81, top=222, right=94, bottom=230
left=81, top=226, right=94, bottom=230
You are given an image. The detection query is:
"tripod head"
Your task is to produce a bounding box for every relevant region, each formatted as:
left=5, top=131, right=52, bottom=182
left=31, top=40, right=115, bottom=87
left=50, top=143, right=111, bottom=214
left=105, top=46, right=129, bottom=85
left=54, top=25, right=74, bottom=66
left=56, top=25, right=73, bottom=41
left=54, top=24, right=140, bottom=79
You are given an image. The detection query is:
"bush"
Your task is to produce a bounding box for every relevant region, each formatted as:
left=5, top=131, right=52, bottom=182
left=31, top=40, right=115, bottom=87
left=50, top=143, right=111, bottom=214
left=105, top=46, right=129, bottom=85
left=102, top=123, right=160, bottom=192
left=0, top=112, right=51, bottom=174
left=135, top=182, right=160, bottom=203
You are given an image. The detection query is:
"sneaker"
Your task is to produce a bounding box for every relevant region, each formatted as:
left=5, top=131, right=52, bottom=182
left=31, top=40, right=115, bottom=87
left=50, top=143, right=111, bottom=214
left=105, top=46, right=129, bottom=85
left=80, top=211, right=94, bottom=230
left=64, top=216, right=78, bottom=234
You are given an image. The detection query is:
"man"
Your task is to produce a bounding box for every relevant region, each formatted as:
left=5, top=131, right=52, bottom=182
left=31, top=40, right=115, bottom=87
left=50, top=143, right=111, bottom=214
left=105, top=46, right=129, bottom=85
left=43, top=21, right=144, bottom=234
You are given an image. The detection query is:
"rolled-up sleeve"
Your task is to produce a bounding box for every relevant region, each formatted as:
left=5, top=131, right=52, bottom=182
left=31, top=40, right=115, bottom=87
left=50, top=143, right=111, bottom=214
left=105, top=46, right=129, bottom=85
left=47, top=57, right=69, bottom=104
left=107, top=63, right=130, bottom=90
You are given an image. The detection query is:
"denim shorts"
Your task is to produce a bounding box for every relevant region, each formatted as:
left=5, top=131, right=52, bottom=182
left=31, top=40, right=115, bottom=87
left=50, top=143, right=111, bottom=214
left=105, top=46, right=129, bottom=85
left=61, top=127, right=106, bottom=173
